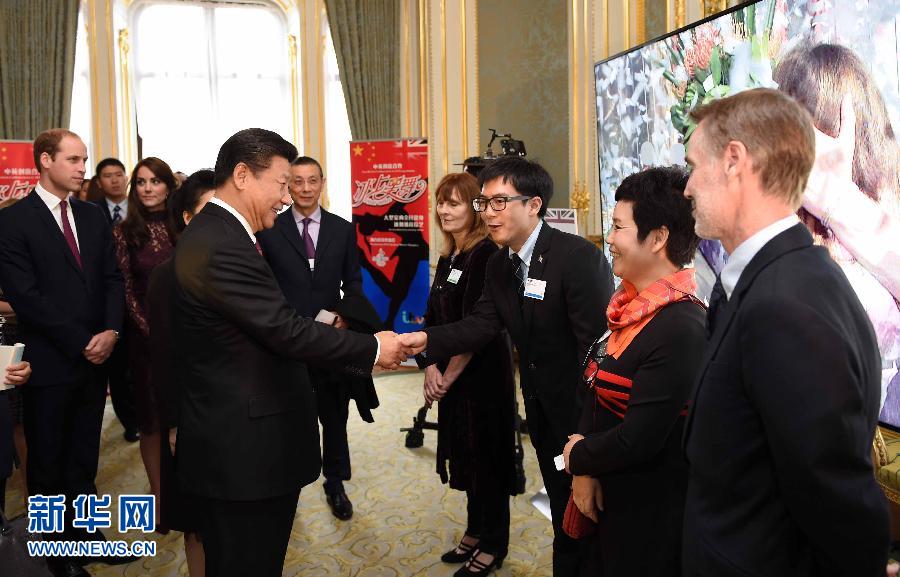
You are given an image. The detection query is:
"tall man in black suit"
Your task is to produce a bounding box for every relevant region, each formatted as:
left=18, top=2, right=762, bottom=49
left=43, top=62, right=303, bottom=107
left=90, top=157, right=139, bottom=443
left=402, top=157, right=614, bottom=576
left=257, top=156, right=366, bottom=521
left=173, top=128, right=410, bottom=577
left=0, top=129, right=125, bottom=577
left=681, top=88, right=889, bottom=576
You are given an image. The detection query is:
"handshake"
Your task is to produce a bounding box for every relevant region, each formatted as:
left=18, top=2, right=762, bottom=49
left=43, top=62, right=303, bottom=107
left=373, top=331, right=427, bottom=370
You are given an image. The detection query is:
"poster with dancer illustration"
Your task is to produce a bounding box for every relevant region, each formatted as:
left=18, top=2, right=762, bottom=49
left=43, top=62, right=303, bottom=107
left=595, top=0, right=900, bottom=427
left=0, top=141, right=39, bottom=202
left=351, top=139, right=430, bottom=333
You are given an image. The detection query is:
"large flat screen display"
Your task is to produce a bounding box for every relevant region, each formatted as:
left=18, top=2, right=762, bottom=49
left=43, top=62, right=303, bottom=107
left=594, top=0, right=900, bottom=428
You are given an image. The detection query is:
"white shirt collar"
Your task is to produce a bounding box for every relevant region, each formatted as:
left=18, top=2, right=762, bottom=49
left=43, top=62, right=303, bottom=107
left=292, top=204, right=321, bottom=223
left=208, top=196, right=256, bottom=244
left=105, top=197, right=127, bottom=210
left=508, top=219, right=543, bottom=268
left=720, top=214, right=799, bottom=299
left=35, top=182, right=66, bottom=210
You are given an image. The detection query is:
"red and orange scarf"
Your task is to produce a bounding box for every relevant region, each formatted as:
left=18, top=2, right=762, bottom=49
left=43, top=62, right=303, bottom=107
left=605, top=268, right=699, bottom=359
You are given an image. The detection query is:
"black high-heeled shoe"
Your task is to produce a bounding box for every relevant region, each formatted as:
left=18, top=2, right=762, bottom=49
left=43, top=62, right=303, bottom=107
left=440, top=536, right=480, bottom=563
left=453, top=549, right=505, bottom=576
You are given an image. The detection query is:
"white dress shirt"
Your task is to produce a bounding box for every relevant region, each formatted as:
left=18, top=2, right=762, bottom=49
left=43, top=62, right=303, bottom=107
left=293, top=204, right=321, bottom=270
left=508, top=219, right=544, bottom=277
left=105, top=197, right=128, bottom=222
left=720, top=214, right=799, bottom=299
left=35, top=183, right=80, bottom=250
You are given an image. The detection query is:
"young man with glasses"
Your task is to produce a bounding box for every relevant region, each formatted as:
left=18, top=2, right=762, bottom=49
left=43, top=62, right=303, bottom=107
left=403, top=156, right=614, bottom=577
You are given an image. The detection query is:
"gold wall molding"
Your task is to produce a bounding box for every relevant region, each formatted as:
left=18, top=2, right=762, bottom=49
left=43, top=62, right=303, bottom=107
left=702, top=0, right=726, bottom=17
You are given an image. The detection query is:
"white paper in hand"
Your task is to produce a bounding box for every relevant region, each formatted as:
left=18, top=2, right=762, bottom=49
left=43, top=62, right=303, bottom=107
left=0, top=342, right=25, bottom=391
left=314, top=309, right=337, bottom=325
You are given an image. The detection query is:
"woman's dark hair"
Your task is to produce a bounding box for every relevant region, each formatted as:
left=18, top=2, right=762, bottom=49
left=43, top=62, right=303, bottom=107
left=214, top=128, right=298, bottom=186
left=775, top=42, right=900, bottom=240
left=169, top=169, right=215, bottom=235
left=614, top=166, right=699, bottom=267
left=477, top=156, right=553, bottom=217
left=120, top=157, right=177, bottom=249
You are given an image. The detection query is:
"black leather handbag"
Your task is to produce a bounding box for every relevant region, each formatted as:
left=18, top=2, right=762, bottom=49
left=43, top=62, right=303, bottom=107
left=0, top=508, right=53, bottom=577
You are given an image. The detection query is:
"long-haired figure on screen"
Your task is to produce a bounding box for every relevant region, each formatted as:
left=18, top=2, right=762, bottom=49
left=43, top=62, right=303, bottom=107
left=775, top=42, right=900, bottom=425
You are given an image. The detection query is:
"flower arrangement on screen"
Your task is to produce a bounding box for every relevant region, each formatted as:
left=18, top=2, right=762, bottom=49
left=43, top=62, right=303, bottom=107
left=663, top=0, right=788, bottom=141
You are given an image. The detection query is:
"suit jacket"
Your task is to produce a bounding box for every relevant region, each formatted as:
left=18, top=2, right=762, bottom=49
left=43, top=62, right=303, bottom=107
left=172, top=202, right=377, bottom=501
left=257, top=208, right=379, bottom=419
left=0, top=191, right=124, bottom=387
left=91, top=199, right=113, bottom=224
left=421, top=223, right=614, bottom=435
left=683, top=223, right=890, bottom=577
left=257, top=208, right=363, bottom=317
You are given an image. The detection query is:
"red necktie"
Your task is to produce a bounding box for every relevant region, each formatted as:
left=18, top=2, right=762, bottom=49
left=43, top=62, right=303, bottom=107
left=255, top=241, right=263, bottom=256
left=59, top=200, right=82, bottom=269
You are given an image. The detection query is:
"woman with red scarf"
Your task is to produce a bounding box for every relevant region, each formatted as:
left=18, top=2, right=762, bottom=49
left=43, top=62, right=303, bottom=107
left=562, top=166, right=706, bottom=576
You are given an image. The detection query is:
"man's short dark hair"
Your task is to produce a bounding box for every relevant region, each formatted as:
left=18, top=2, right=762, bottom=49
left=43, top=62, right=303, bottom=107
left=214, top=128, right=298, bottom=186
left=95, top=157, right=126, bottom=175
left=292, top=156, right=323, bottom=177
left=613, top=166, right=699, bottom=267
left=477, top=156, right=553, bottom=218
left=33, top=128, right=79, bottom=172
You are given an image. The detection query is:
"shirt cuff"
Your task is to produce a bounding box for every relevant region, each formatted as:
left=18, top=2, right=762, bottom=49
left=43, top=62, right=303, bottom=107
left=372, top=334, right=381, bottom=368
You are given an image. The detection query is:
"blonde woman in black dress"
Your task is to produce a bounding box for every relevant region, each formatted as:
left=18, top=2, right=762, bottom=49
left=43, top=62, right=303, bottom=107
left=424, top=172, right=517, bottom=577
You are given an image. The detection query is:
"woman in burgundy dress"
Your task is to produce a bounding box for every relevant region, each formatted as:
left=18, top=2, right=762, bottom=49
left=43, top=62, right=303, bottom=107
left=424, top=172, right=517, bottom=577
left=112, top=157, right=177, bottom=524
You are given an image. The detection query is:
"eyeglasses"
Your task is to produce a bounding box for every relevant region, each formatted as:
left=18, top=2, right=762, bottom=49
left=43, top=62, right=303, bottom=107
left=472, top=195, right=532, bottom=212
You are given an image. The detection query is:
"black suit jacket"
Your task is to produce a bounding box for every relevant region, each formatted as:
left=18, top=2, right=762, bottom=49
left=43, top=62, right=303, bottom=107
left=91, top=199, right=113, bottom=224
left=172, top=202, right=377, bottom=501
left=421, top=223, right=614, bottom=435
left=258, top=208, right=380, bottom=419
left=0, top=191, right=124, bottom=387
left=683, top=223, right=889, bottom=577
left=257, top=208, right=363, bottom=316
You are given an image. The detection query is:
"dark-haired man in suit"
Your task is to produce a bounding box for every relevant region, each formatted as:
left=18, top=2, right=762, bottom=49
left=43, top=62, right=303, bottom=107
left=402, top=157, right=614, bottom=576
left=682, top=88, right=889, bottom=576
left=90, top=157, right=139, bottom=443
left=257, top=156, right=369, bottom=521
left=173, top=128, right=410, bottom=577
left=0, top=128, right=125, bottom=577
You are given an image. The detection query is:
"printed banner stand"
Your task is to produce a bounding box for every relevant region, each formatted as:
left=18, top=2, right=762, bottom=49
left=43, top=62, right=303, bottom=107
left=0, top=141, right=39, bottom=202
left=350, top=138, right=430, bottom=335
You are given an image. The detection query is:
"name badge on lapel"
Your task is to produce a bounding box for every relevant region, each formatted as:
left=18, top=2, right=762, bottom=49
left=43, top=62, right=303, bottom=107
left=447, top=268, right=463, bottom=284
left=524, top=278, right=546, bottom=300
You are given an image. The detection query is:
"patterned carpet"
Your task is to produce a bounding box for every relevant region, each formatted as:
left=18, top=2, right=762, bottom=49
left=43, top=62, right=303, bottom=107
left=5, top=371, right=554, bottom=576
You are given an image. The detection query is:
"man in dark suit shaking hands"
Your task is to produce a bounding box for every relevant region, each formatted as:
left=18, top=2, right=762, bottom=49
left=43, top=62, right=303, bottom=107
left=172, top=128, right=410, bottom=577
left=257, top=156, right=366, bottom=521
left=0, top=128, right=125, bottom=577
left=681, top=88, right=889, bottom=576
left=402, top=157, right=614, bottom=576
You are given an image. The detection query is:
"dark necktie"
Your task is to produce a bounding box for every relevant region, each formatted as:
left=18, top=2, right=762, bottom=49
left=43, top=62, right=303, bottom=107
left=706, top=274, right=727, bottom=338
left=112, top=204, right=122, bottom=224
left=301, top=217, right=316, bottom=259
left=512, top=253, right=526, bottom=307
left=255, top=241, right=264, bottom=256
left=59, top=200, right=82, bottom=269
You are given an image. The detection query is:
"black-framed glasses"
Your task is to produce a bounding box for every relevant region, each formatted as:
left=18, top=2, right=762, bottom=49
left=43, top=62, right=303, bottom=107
left=472, top=195, right=532, bottom=212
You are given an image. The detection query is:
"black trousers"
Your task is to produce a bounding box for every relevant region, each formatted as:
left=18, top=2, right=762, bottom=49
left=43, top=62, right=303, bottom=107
left=103, top=337, right=138, bottom=433
left=312, top=369, right=350, bottom=494
left=466, top=486, right=510, bottom=556
left=523, top=395, right=589, bottom=577
left=195, top=489, right=300, bottom=577
left=22, top=372, right=106, bottom=539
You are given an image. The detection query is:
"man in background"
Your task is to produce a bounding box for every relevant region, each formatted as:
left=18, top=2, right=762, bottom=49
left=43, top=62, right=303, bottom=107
left=91, top=157, right=139, bottom=443
left=258, top=156, right=371, bottom=521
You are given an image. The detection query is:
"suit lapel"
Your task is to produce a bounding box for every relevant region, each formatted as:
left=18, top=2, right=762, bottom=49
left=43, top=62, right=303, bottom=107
left=29, top=191, right=84, bottom=278
left=499, top=250, right=524, bottom=341
left=522, top=223, right=552, bottom=335
left=683, top=223, right=813, bottom=448
left=315, top=209, right=334, bottom=261
left=276, top=210, right=312, bottom=270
